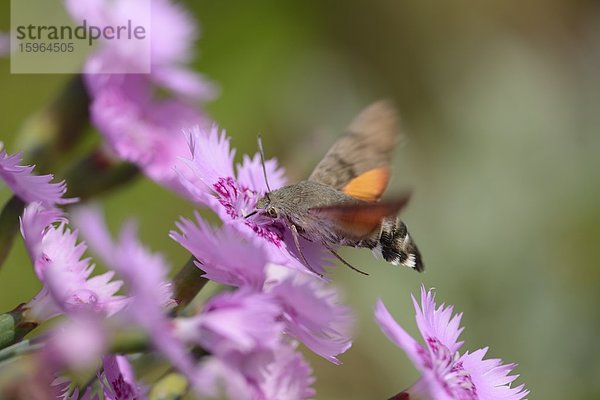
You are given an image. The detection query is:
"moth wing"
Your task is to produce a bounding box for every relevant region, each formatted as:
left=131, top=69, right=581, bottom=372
left=341, top=167, right=390, bottom=202
left=308, top=100, right=400, bottom=200
left=309, top=195, right=411, bottom=240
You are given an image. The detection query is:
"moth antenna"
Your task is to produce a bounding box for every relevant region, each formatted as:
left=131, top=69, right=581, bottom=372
left=257, top=134, right=272, bottom=201
left=290, top=224, right=323, bottom=277
left=325, top=244, right=369, bottom=276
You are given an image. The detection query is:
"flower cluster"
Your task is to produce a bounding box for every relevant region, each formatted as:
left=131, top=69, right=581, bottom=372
left=168, top=126, right=354, bottom=396
left=0, top=118, right=528, bottom=399
left=72, top=202, right=326, bottom=399
left=0, top=1, right=530, bottom=399
left=1, top=130, right=335, bottom=398
left=2, top=3, right=339, bottom=397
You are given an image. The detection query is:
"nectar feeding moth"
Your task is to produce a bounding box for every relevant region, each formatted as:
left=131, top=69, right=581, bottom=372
left=252, top=100, right=424, bottom=276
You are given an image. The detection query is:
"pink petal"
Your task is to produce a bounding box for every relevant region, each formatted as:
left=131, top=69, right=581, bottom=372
left=374, top=299, right=426, bottom=370
left=413, top=285, right=464, bottom=354
left=170, top=213, right=268, bottom=290
left=1, top=147, right=77, bottom=206
left=270, top=273, right=353, bottom=364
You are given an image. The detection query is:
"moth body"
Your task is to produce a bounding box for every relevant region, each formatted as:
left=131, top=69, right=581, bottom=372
left=256, top=181, right=424, bottom=272
left=257, top=180, right=365, bottom=244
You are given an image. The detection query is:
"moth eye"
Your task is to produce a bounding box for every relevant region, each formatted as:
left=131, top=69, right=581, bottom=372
left=266, top=207, right=278, bottom=218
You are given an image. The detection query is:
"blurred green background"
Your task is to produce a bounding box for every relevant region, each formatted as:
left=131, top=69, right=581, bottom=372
left=2, top=1, right=600, bottom=398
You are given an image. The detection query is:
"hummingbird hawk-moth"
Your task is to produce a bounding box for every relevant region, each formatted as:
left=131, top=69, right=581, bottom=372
left=252, top=100, right=423, bottom=276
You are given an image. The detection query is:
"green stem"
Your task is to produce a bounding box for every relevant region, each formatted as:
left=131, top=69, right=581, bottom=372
left=63, top=149, right=140, bottom=201
left=0, top=327, right=152, bottom=366
left=0, top=196, right=25, bottom=270
left=109, top=330, right=150, bottom=355
left=17, top=76, right=90, bottom=174
left=0, top=339, right=43, bottom=364
left=0, top=329, right=152, bottom=365
left=171, top=257, right=208, bottom=315
left=149, top=370, right=189, bottom=400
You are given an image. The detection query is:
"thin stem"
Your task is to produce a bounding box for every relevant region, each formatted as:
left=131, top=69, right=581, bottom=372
left=171, top=257, right=208, bottom=315
left=18, top=75, right=90, bottom=174
left=63, top=149, right=140, bottom=201
left=0, top=196, right=25, bottom=270
left=150, top=368, right=190, bottom=400
left=0, top=339, right=43, bottom=363
left=74, top=366, right=102, bottom=398
left=109, top=331, right=151, bottom=355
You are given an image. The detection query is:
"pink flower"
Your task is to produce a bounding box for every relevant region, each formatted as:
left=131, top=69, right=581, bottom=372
left=72, top=205, right=177, bottom=314
left=53, top=377, right=98, bottom=400
left=172, top=213, right=354, bottom=364
left=375, top=286, right=529, bottom=400
left=72, top=205, right=174, bottom=308
left=173, top=285, right=318, bottom=399
left=267, top=267, right=353, bottom=365
left=100, top=355, right=147, bottom=400
left=19, top=204, right=66, bottom=266
left=177, top=125, right=285, bottom=216
left=170, top=212, right=268, bottom=290
left=0, top=144, right=76, bottom=206
left=89, top=83, right=209, bottom=197
left=172, top=213, right=353, bottom=364
left=65, top=0, right=215, bottom=100
left=20, top=203, right=125, bottom=322
left=176, top=289, right=284, bottom=357
left=175, top=125, right=332, bottom=276
left=176, top=290, right=283, bottom=397
left=64, top=0, right=216, bottom=195
left=72, top=206, right=202, bottom=394
left=262, top=342, right=316, bottom=400
left=179, top=291, right=280, bottom=397
left=196, top=341, right=316, bottom=400
left=44, top=316, right=108, bottom=371
left=66, top=206, right=334, bottom=398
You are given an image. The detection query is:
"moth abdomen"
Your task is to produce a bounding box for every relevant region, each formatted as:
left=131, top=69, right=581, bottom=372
left=367, top=217, right=424, bottom=272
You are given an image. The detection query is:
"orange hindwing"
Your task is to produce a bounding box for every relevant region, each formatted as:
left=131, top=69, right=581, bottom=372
left=342, top=167, right=390, bottom=202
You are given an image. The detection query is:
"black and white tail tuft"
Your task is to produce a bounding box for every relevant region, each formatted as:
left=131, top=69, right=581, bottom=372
left=371, top=217, right=424, bottom=272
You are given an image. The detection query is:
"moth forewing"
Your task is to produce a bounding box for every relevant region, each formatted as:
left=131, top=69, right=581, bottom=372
left=308, top=100, right=399, bottom=192
left=308, top=195, right=412, bottom=240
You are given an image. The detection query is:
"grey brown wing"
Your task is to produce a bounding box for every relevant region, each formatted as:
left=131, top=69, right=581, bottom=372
left=308, top=194, right=411, bottom=240
left=308, top=100, right=400, bottom=200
